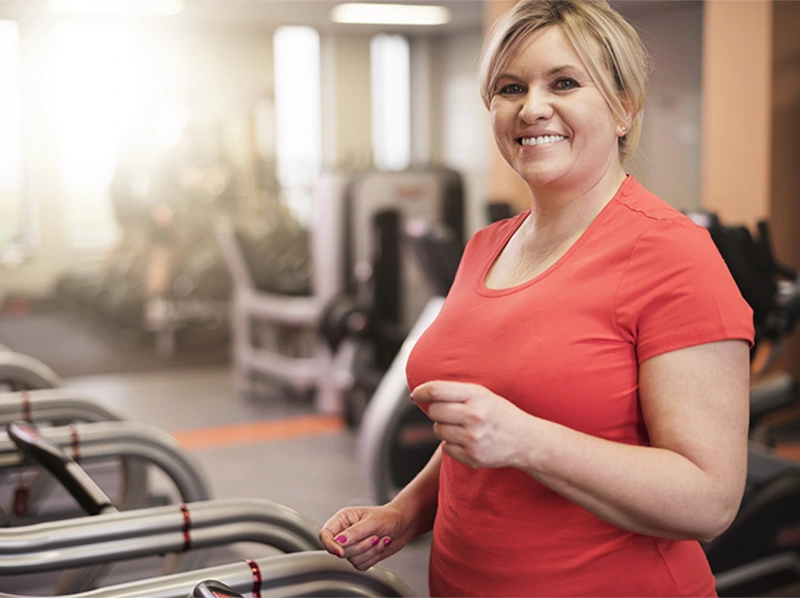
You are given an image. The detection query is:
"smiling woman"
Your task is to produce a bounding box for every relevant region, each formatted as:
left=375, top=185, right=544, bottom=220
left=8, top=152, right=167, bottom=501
left=318, top=1, right=754, bottom=596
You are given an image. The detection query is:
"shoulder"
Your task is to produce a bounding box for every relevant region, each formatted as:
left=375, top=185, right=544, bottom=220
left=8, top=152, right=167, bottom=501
left=606, top=177, right=715, bottom=257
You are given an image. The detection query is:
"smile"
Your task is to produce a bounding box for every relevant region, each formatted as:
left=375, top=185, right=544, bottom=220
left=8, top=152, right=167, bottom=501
left=519, top=135, right=567, bottom=147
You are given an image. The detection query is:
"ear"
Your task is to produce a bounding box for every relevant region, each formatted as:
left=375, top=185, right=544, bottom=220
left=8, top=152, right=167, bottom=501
left=617, top=93, right=635, bottom=137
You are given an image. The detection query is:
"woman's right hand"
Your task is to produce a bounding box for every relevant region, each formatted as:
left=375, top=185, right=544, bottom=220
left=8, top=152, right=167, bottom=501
left=319, top=504, right=411, bottom=571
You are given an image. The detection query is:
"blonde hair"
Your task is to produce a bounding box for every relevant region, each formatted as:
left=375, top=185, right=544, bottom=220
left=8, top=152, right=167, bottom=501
left=479, top=0, right=650, bottom=162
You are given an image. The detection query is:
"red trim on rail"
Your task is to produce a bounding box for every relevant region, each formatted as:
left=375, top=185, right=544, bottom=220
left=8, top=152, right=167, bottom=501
left=246, top=559, right=263, bottom=598
left=179, top=503, right=192, bottom=551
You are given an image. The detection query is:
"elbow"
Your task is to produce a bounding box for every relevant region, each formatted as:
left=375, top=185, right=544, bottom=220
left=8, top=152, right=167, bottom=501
left=696, top=510, right=736, bottom=544
left=694, top=491, right=743, bottom=543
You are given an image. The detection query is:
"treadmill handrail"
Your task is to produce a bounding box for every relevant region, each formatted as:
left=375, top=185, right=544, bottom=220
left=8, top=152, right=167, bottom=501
left=0, top=420, right=213, bottom=503
left=0, top=552, right=414, bottom=598
left=0, top=352, right=62, bottom=390
left=0, top=388, right=127, bottom=426
left=0, top=497, right=323, bottom=573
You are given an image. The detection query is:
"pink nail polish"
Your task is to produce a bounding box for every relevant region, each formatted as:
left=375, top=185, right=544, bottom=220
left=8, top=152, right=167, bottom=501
left=335, top=548, right=343, bottom=557
left=371, top=537, right=380, bottom=546
left=335, top=535, right=347, bottom=544
left=383, top=537, right=392, bottom=547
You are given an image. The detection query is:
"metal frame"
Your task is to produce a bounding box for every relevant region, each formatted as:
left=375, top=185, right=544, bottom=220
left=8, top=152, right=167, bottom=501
left=358, top=297, right=443, bottom=504
left=0, top=551, right=415, bottom=597
left=0, top=420, right=212, bottom=503
left=0, top=352, right=62, bottom=390
left=0, top=389, right=128, bottom=427
left=0, top=497, right=322, bottom=575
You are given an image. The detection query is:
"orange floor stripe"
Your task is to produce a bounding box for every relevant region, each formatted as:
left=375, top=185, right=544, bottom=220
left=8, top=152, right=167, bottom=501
left=173, top=415, right=346, bottom=450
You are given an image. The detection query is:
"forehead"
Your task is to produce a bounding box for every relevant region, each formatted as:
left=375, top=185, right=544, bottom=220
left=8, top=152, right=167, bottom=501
left=502, top=26, right=590, bottom=75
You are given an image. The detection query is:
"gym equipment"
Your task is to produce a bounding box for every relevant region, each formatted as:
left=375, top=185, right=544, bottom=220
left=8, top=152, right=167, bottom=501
left=318, top=167, right=464, bottom=423
left=0, top=420, right=414, bottom=597
left=1, top=420, right=317, bottom=594
left=0, top=496, right=325, bottom=574
left=218, top=166, right=465, bottom=418
left=358, top=296, right=443, bottom=504
left=0, top=552, right=415, bottom=598
left=0, top=388, right=155, bottom=536
left=0, top=350, right=62, bottom=392
left=191, top=580, right=243, bottom=598
left=0, top=388, right=127, bottom=427
left=358, top=219, right=463, bottom=504
left=0, top=419, right=213, bottom=522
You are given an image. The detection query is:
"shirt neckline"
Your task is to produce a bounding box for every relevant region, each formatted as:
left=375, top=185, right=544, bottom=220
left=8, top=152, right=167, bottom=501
left=476, top=175, right=637, bottom=298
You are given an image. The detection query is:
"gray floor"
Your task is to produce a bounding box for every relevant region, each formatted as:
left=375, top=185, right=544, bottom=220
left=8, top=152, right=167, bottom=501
left=59, top=365, right=431, bottom=596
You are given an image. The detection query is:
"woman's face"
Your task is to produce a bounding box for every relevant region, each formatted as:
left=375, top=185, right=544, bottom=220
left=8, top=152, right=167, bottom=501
left=490, top=26, right=623, bottom=192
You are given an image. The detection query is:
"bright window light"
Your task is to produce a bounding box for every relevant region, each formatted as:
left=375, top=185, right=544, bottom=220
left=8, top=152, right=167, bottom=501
left=55, top=21, right=143, bottom=250
left=0, top=20, right=23, bottom=252
left=0, top=21, right=21, bottom=193
left=48, top=0, right=183, bottom=16
left=371, top=34, right=410, bottom=171
left=331, top=3, right=450, bottom=26
left=274, top=26, right=321, bottom=223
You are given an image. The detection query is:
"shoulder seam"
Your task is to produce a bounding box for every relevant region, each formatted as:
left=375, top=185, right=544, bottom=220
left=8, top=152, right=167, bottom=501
left=614, top=195, right=686, bottom=223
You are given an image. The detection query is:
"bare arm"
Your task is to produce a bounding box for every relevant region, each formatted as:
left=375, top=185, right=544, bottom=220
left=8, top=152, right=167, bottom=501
left=413, top=339, right=750, bottom=542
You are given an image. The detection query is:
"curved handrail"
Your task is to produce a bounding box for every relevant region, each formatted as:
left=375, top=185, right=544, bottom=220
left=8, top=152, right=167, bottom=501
left=0, top=389, right=129, bottom=427
left=0, top=420, right=212, bottom=504
left=0, top=551, right=414, bottom=598
left=0, top=497, right=322, bottom=574
left=358, top=296, right=444, bottom=504
left=0, top=352, right=62, bottom=390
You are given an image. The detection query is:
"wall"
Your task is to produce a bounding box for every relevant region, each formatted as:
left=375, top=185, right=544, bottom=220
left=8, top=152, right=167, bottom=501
left=770, top=0, right=800, bottom=377
left=634, top=4, right=703, bottom=211
left=700, top=0, right=773, bottom=226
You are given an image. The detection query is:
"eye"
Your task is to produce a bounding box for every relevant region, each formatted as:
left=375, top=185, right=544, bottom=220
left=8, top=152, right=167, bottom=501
left=497, top=82, right=525, bottom=96
left=553, top=77, right=579, bottom=91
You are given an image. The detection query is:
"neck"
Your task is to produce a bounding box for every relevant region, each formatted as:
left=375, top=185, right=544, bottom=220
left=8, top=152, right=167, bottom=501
left=522, top=165, right=628, bottom=249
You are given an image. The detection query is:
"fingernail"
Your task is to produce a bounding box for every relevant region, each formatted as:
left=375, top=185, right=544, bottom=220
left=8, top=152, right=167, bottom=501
left=335, top=535, right=347, bottom=544
left=335, top=548, right=343, bottom=557
left=383, top=537, right=392, bottom=547
left=371, top=537, right=380, bottom=546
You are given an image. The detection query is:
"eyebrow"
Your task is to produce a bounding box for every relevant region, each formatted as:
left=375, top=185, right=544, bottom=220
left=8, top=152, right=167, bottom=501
left=495, top=64, right=583, bottom=83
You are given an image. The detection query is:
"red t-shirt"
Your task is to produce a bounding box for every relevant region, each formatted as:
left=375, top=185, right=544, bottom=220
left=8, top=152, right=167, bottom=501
left=405, top=176, right=754, bottom=597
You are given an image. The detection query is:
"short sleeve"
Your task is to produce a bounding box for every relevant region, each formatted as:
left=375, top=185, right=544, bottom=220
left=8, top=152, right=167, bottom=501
left=615, top=219, right=755, bottom=364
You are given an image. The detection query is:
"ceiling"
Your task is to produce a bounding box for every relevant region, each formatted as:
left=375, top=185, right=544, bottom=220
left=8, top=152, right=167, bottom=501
left=4, top=0, right=699, bottom=36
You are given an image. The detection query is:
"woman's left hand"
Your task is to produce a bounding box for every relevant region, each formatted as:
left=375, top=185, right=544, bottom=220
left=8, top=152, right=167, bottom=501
left=411, top=381, right=533, bottom=469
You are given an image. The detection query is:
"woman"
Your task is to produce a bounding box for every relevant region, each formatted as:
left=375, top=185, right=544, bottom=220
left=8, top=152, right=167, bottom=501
left=320, top=1, right=754, bottom=595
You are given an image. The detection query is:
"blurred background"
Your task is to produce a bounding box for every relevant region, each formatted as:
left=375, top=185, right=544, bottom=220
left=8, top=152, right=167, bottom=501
left=0, top=0, right=796, bottom=376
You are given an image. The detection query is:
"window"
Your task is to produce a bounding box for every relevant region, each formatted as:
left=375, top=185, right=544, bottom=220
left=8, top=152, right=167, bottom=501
left=0, top=20, right=25, bottom=262
left=55, top=21, right=142, bottom=251
left=273, top=26, right=321, bottom=225
left=370, top=34, right=410, bottom=171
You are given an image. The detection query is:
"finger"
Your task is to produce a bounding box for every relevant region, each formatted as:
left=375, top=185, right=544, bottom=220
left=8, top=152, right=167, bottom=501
left=349, top=536, right=395, bottom=569
left=330, top=516, right=389, bottom=551
left=411, top=380, right=473, bottom=404
left=432, top=421, right=469, bottom=444
left=319, top=532, right=345, bottom=557
left=319, top=509, right=365, bottom=555
left=341, top=535, right=382, bottom=559
left=427, top=401, right=469, bottom=425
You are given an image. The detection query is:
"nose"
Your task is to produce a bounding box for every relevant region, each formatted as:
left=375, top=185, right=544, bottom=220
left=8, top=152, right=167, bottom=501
left=519, top=88, right=553, bottom=123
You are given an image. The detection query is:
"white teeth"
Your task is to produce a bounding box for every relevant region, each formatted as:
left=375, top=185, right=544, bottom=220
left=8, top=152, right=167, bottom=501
left=520, top=135, right=566, bottom=146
